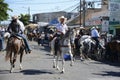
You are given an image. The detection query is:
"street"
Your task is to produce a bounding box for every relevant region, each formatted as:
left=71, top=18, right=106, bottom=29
left=0, top=41, right=120, bottom=80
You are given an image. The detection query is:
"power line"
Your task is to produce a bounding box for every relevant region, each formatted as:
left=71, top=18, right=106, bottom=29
left=62, top=3, right=79, bottom=11
left=9, top=0, right=78, bottom=5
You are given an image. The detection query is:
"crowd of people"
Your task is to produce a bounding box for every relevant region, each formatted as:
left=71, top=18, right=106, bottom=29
left=1, top=15, right=119, bottom=62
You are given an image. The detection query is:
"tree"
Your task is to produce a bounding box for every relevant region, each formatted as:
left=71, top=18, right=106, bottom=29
left=0, top=0, right=12, bottom=21
left=19, top=14, right=30, bottom=25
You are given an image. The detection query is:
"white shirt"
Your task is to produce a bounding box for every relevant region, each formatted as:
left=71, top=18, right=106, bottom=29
left=56, top=23, right=68, bottom=34
left=17, top=19, right=25, bottom=32
left=91, top=29, right=100, bottom=37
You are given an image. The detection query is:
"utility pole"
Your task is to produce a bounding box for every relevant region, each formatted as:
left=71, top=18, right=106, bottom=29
left=28, top=7, right=31, bottom=21
left=83, top=0, right=86, bottom=27
left=79, top=0, right=82, bottom=27
left=28, top=7, right=30, bottom=16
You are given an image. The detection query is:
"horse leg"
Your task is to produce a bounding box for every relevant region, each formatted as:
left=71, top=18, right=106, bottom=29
left=61, top=52, right=65, bottom=73
left=20, top=51, right=24, bottom=70
left=69, top=50, right=73, bottom=66
left=80, top=46, right=85, bottom=61
left=56, top=51, right=60, bottom=71
left=53, top=55, right=56, bottom=68
left=50, top=45, right=54, bottom=56
left=10, top=51, right=18, bottom=73
left=10, top=52, right=13, bottom=73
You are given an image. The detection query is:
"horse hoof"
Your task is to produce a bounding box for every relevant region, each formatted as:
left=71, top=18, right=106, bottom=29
left=10, top=71, right=12, bottom=73
left=56, top=67, right=60, bottom=71
left=53, top=65, right=55, bottom=68
left=60, top=71, right=64, bottom=74
left=20, top=67, right=22, bottom=70
left=20, top=64, right=23, bottom=70
left=10, top=70, right=13, bottom=73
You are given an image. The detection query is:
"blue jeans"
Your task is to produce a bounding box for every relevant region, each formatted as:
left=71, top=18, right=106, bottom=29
left=92, top=37, right=99, bottom=49
left=16, top=34, right=31, bottom=51
left=0, top=37, right=4, bottom=50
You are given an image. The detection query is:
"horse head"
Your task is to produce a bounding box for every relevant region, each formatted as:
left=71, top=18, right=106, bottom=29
left=61, top=28, right=76, bottom=46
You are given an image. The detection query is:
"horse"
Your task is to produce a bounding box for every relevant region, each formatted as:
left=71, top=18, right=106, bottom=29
left=27, top=32, right=38, bottom=41
left=105, top=40, right=120, bottom=62
left=79, top=35, right=95, bottom=60
left=5, top=35, right=25, bottom=73
left=5, top=20, right=26, bottom=73
left=51, top=28, right=75, bottom=73
left=79, top=35, right=106, bottom=61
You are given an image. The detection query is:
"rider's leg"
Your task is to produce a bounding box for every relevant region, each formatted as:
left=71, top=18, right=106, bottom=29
left=93, top=37, right=99, bottom=49
left=17, top=34, right=31, bottom=53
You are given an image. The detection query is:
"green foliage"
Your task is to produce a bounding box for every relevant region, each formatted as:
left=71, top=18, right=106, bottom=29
left=0, top=0, right=12, bottom=21
left=19, top=14, right=30, bottom=25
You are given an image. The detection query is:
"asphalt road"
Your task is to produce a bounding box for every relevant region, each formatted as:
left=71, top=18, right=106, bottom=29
left=0, top=41, right=120, bottom=80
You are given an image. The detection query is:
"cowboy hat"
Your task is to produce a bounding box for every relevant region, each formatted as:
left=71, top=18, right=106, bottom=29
left=11, top=15, right=21, bottom=19
left=91, top=27, right=95, bottom=30
left=58, top=16, right=67, bottom=23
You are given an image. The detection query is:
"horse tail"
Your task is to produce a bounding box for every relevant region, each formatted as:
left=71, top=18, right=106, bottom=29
left=5, top=38, right=13, bottom=61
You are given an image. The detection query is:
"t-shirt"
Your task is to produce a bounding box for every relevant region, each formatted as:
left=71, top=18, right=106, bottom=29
left=56, top=23, right=68, bottom=34
left=91, top=29, right=100, bottom=37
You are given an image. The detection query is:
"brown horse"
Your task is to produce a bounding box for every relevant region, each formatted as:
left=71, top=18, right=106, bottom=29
left=27, top=32, right=38, bottom=41
left=5, top=36, right=25, bottom=73
left=105, top=40, right=120, bottom=62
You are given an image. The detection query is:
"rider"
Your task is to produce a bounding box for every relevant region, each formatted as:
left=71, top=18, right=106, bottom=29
left=55, top=16, right=68, bottom=38
left=7, top=15, right=32, bottom=53
left=53, top=16, right=68, bottom=54
left=91, top=26, right=100, bottom=49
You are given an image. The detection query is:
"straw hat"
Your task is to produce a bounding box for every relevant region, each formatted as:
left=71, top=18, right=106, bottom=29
left=58, top=16, right=67, bottom=23
left=91, top=27, right=95, bottom=30
left=11, top=15, right=21, bottom=19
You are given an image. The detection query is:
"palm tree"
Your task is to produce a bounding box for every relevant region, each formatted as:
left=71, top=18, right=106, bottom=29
left=0, top=0, right=12, bottom=21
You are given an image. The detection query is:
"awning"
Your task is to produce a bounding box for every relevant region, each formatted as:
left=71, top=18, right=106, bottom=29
left=26, top=23, right=38, bottom=29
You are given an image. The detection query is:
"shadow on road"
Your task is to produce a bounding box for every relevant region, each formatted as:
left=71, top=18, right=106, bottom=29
left=0, top=70, right=10, bottom=74
left=89, top=61, right=120, bottom=68
left=93, top=71, right=120, bottom=77
left=20, top=69, right=55, bottom=75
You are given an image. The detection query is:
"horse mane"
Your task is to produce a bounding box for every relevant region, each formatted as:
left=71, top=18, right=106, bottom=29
left=62, top=28, right=71, bottom=39
left=60, top=28, right=73, bottom=46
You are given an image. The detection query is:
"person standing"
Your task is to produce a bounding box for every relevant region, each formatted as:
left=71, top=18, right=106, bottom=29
left=0, top=27, right=5, bottom=51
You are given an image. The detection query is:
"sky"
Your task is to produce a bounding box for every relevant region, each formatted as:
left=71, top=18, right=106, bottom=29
left=5, top=0, right=101, bottom=17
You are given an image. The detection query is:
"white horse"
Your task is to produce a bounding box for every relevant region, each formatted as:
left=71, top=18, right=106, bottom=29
left=50, top=28, right=76, bottom=73
left=79, top=35, right=106, bottom=60
left=79, top=35, right=94, bottom=60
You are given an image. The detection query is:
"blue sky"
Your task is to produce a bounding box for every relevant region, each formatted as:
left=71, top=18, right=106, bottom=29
left=5, top=0, right=101, bottom=16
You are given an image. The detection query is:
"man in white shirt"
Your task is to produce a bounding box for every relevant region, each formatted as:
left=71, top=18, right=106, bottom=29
left=53, top=16, right=68, bottom=55
left=91, top=27, right=100, bottom=49
left=12, top=15, right=25, bottom=34
left=55, top=16, right=68, bottom=38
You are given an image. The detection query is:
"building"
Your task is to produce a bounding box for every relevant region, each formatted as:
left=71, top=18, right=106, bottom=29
left=32, top=11, right=78, bottom=24
left=72, top=0, right=120, bottom=36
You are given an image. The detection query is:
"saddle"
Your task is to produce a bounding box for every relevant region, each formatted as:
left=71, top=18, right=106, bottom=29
left=6, top=34, right=25, bottom=52
left=10, top=34, right=22, bottom=40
